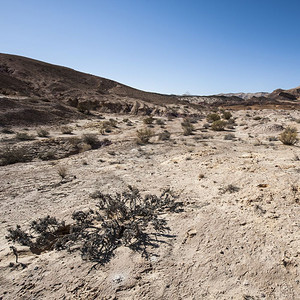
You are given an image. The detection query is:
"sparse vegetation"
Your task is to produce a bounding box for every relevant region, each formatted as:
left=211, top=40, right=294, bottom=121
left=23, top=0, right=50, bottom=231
left=221, top=184, right=240, bottom=193
left=38, top=150, right=56, bottom=161
left=136, top=128, right=153, bottom=144
left=181, top=119, right=194, bottom=135
left=37, top=128, right=50, bottom=137
left=6, top=187, right=183, bottom=263
left=279, top=126, right=298, bottom=145
left=158, top=130, right=171, bottom=141
left=224, top=133, right=235, bottom=140
left=61, top=126, right=73, bottom=134
left=15, top=132, right=35, bottom=141
left=1, top=128, right=15, bottom=134
left=143, top=117, right=155, bottom=125
left=57, top=165, right=67, bottom=180
left=207, top=113, right=221, bottom=123
left=156, top=118, right=165, bottom=125
left=222, top=111, right=232, bottom=120
left=0, top=146, right=30, bottom=165
left=82, top=133, right=99, bottom=149
left=211, top=120, right=227, bottom=131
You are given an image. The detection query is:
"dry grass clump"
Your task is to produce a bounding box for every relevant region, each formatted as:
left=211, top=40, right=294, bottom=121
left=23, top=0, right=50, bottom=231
left=211, top=120, right=227, bottom=131
left=181, top=119, right=194, bottom=136
left=57, top=165, right=67, bottom=180
left=136, top=128, right=153, bottom=144
left=279, top=127, right=298, bottom=145
left=37, top=128, right=50, bottom=137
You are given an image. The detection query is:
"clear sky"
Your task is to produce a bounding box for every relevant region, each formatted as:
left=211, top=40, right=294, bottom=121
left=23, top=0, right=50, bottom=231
left=1, top=0, right=300, bottom=95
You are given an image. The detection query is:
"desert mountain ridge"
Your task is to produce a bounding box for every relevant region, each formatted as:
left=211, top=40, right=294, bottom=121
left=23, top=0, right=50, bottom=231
left=0, top=53, right=300, bottom=125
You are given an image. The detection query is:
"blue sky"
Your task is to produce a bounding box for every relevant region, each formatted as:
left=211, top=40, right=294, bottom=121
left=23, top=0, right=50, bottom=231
left=1, top=0, right=300, bottom=95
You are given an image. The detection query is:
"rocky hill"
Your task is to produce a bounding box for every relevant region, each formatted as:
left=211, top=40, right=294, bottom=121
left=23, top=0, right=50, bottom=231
left=1, top=53, right=299, bottom=126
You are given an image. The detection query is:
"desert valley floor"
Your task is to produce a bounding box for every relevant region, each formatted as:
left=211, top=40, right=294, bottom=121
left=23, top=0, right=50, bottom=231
left=0, top=109, right=300, bottom=299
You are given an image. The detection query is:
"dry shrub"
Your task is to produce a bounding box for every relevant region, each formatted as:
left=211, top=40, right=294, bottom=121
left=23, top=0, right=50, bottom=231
left=37, top=128, right=50, bottom=137
left=78, top=142, right=92, bottom=153
left=0, top=146, right=30, bottom=165
left=207, top=113, right=220, bottom=123
left=158, top=130, right=171, bottom=141
left=181, top=119, right=194, bottom=136
left=6, top=187, right=183, bottom=264
left=61, top=126, right=73, bottom=134
left=136, top=128, right=153, bottom=144
left=211, top=120, right=227, bottom=131
left=82, top=133, right=99, bottom=149
left=143, top=117, right=155, bottom=125
left=279, top=127, right=298, bottom=145
left=16, top=132, right=35, bottom=140
left=222, top=111, right=232, bottom=120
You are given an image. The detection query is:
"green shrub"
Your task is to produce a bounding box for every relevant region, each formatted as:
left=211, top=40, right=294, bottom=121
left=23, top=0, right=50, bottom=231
left=211, top=120, right=227, bottom=131
left=207, top=113, right=220, bottom=123
left=279, top=127, right=298, bottom=145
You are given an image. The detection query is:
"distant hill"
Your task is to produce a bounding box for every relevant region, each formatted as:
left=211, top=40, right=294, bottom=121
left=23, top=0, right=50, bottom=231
left=0, top=53, right=181, bottom=125
left=216, top=92, right=270, bottom=100
left=0, top=53, right=299, bottom=125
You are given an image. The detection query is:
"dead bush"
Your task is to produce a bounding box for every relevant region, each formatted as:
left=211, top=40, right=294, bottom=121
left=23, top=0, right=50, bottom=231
left=279, top=127, right=298, bottom=145
left=6, top=187, right=183, bottom=264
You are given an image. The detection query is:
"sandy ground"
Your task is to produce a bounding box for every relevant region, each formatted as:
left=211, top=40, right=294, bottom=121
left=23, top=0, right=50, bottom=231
left=0, top=109, right=300, bottom=299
